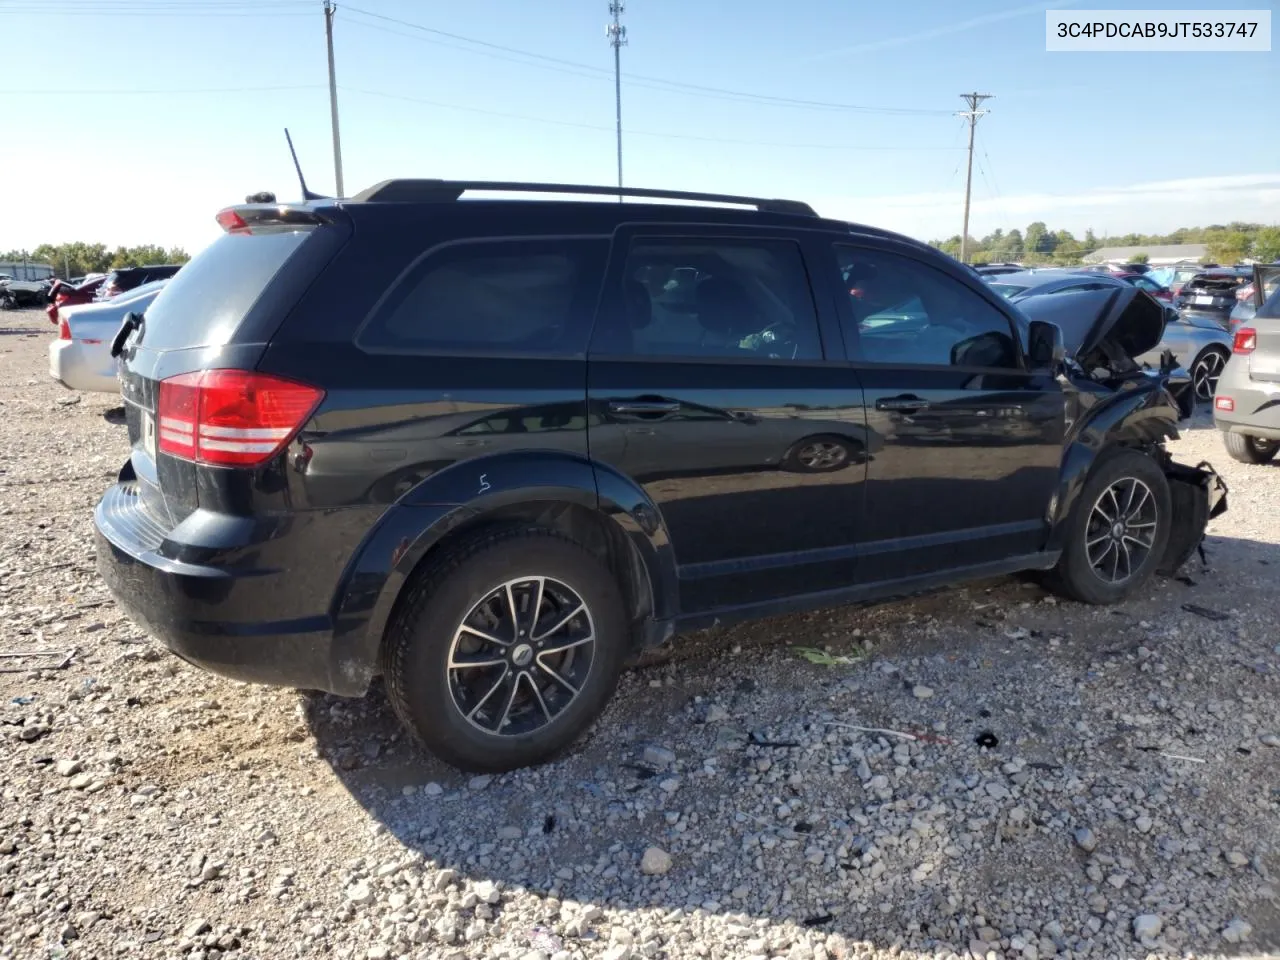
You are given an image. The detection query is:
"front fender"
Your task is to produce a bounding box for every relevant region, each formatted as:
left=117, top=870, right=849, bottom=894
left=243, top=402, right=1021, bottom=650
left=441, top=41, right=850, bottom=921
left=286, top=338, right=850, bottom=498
left=325, top=451, right=676, bottom=694
left=1045, top=383, right=1180, bottom=553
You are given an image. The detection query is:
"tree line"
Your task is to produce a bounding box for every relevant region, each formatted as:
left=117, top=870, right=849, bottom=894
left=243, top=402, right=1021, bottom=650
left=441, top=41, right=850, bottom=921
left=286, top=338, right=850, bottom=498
left=931, top=222, right=1280, bottom=266
left=0, top=242, right=190, bottom=279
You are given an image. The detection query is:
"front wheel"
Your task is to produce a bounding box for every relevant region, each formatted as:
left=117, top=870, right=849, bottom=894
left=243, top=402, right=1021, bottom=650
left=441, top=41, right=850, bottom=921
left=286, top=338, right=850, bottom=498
left=381, top=526, right=628, bottom=772
left=1223, top=431, right=1279, bottom=465
left=1045, top=449, right=1172, bottom=605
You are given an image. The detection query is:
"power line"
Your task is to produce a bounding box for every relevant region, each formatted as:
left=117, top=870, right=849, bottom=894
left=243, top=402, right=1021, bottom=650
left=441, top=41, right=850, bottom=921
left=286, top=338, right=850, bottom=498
left=339, top=86, right=966, bottom=152
left=956, top=92, right=992, bottom=263
left=339, top=5, right=950, bottom=117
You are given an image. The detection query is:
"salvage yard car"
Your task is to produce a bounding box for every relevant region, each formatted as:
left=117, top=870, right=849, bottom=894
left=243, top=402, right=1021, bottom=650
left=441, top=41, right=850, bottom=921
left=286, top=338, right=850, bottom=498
left=1214, top=265, right=1280, bottom=464
left=94, top=181, right=1226, bottom=772
left=49, top=279, right=169, bottom=393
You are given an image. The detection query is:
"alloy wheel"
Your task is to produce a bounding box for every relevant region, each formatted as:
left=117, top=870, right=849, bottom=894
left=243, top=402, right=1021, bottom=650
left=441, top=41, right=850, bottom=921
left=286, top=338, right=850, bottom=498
left=1085, top=477, right=1158, bottom=584
left=1191, top=350, right=1226, bottom=401
left=446, top=576, right=595, bottom=737
left=796, top=440, right=848, bottom=470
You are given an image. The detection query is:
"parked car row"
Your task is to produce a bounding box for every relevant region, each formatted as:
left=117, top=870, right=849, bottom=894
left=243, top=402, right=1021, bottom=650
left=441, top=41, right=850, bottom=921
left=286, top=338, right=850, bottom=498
left=49, top=280, right=171, bottom=392
left=46, top=264, right=182, bottom=325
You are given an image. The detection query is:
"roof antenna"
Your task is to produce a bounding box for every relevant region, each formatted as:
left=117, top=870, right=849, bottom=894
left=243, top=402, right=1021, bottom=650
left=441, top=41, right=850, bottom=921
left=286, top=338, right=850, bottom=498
left=285, top=127, right=329, bottom=202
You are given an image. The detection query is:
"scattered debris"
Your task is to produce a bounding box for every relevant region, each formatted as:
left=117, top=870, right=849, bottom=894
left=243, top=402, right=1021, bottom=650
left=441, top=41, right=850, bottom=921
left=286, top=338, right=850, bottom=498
left=1159, top=752, right=1206, bottom=764
left=793, top=646, right=861, bottom=666
left=974, top=731, right=999, bottom=749
left=0, top=648, right=76, bottom=673
left=825, top=721, right=917, bottom=742
left=802, top=914, right=834, bottom=927
left=1181, top=603, right=1230, bottom=622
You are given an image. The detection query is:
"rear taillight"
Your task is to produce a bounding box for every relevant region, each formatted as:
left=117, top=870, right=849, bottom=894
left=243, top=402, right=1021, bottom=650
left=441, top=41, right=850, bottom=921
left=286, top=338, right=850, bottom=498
left=157, top=370, right=323, bottom=467
left=216, top=208, right=249, bottom=232
left=1233, top=327, right=1256, bottom=354
left=1215, top=397, right=1234, bottom=412
left=58, top=318, right=71, bottom=340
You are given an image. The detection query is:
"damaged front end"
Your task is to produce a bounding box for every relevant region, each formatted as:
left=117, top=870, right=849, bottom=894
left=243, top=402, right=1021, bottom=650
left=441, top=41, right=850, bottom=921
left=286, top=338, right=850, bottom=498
left=1156, top=455, right=1228, bottom=575
left=1023, top=284, right=1229, bottom=575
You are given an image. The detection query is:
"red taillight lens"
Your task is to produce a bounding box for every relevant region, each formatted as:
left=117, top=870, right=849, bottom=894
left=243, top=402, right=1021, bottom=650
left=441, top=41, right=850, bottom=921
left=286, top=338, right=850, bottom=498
left=157, top=370, right=323, bottom=467
left=1215, top=397, right=1235, bottom=412
left=216, top=208, right=248, bottom=232
left=1233, top=327, right=1256, bottom=354
left=58, top=318, right=71, bottom=340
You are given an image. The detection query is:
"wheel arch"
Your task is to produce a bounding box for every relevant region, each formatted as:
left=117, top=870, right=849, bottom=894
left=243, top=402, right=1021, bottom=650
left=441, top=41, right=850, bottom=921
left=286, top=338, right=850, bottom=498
left=324, top=451, right=677, bottom=695
left=1045, top=388, right=1180, bottom=552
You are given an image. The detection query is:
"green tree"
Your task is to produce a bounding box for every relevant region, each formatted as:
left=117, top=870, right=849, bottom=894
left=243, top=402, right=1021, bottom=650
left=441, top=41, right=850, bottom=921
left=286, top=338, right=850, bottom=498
left=1252, top=227, right=1280, bottom=262
left=1206, top=231, right=1250, bottom=265
left=1130, top=252, right=1150, bottom=264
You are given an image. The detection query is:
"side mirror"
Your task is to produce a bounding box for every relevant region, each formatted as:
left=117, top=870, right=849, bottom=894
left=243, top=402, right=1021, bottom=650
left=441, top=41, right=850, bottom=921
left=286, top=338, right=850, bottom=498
left=1027, top=320, right=1066, bottom=371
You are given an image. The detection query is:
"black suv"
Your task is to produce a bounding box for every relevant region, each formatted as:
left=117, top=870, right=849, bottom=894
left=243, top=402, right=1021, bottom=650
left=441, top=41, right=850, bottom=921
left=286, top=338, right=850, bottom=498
left=95, top=181, right=1226, bottom=772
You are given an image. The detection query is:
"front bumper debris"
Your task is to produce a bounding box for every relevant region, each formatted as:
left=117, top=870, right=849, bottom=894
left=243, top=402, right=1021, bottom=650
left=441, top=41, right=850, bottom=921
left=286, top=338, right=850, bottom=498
left=1159, top=459, right=1228, bottom=575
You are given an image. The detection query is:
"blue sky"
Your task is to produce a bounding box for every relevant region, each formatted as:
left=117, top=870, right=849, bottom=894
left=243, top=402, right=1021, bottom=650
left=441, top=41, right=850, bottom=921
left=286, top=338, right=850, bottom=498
left=0, top=0, right=1276, bottom=255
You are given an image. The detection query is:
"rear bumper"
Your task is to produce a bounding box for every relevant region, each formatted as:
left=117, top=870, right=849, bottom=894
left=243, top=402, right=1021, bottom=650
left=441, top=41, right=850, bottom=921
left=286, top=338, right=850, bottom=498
left=49, top=339, right=119, bottom=393
left=94, top=480, right=363, bottom=695
left=1214, top=378, right=1280, bottom=439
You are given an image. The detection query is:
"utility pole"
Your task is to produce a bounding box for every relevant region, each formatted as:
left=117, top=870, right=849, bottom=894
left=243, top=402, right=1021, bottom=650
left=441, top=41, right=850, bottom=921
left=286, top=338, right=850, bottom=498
left=606, top=2, right=627, bottom=198
left=956, top=92, right=992, bottom=264
left=324, top=0, right=345, bottom=197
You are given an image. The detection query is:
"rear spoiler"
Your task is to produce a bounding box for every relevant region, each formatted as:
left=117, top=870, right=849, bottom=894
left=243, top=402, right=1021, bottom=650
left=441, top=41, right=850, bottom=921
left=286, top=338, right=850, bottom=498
left=215, top=204, right=340, bottom=232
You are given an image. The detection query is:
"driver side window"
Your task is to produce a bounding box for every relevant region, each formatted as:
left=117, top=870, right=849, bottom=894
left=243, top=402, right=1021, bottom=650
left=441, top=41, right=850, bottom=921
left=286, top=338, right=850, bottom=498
left=836, top=245, right=1020, bottom=368
left=618, top=238, right=822, bottom=361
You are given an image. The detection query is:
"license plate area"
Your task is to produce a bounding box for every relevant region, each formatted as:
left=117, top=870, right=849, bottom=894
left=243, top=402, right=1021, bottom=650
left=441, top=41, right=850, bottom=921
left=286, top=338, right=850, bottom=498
left=1193, top=295, right=1215, bottom=305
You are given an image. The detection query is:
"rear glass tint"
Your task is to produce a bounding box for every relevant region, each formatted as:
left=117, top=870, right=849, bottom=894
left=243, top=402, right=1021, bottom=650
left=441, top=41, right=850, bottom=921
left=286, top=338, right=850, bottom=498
left=138, top=227, right=313, bottom=350
left=357, top=238, right=608, bottom=356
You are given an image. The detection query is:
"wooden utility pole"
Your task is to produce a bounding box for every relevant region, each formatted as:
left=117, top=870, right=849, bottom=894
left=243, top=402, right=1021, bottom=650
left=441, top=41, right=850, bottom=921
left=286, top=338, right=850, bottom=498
left=957, top=92, right=992, bottom=264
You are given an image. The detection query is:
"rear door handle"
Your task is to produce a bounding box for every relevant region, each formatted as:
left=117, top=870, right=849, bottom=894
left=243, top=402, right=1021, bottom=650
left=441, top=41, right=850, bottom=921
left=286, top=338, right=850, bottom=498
left=875, top=395, right=930, bottom=413
left=608, top=399, right=682, bottom=416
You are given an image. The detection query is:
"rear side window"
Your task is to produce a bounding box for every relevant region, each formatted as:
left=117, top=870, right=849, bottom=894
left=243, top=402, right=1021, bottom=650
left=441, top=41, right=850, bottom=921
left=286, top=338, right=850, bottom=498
left=359, top=238, right=608, bottom=356
left=139, top=227, right=313, bottom=350
left=597, top=237, right=822, bottom=361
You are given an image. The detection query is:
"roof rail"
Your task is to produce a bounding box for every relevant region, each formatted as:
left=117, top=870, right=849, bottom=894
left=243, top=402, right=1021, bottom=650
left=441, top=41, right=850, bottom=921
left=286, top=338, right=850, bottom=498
left=349, top=179, right=817, bottom=217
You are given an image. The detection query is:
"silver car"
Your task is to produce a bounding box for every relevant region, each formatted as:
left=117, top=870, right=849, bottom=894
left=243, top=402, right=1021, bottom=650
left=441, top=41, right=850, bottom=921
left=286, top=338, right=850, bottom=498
left=986, top=270, right=1232, bottom=401
left=1213, top=265, right=1280, bottom=464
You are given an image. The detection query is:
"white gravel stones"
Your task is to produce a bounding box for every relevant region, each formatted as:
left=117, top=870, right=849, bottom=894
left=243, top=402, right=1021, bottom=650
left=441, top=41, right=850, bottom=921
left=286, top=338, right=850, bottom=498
left=1133, top=914, right=1163, bottom=941
left=639, top=846, right=673, bottom=875
left=1222, top=917, right=1253, bottom=943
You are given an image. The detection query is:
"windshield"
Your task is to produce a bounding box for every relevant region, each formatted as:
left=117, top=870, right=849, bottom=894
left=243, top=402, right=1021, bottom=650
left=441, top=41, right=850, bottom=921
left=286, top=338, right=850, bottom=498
left=112, top=278, right=169, bottom=303
left=138, top=227, right=314, bottom=350
left=988, top=283, right=1029, bottom=299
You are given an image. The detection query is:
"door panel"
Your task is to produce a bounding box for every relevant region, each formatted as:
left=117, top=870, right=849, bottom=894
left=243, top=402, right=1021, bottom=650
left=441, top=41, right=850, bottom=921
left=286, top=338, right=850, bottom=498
left=587, top=227, right=867, bottom=614
left=830, top=243, right=1066, bottom=580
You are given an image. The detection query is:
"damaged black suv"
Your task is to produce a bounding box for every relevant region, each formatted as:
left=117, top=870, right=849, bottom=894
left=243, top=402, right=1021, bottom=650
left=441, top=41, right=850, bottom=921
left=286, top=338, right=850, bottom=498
left=95, top=181, right=1227, bottom=772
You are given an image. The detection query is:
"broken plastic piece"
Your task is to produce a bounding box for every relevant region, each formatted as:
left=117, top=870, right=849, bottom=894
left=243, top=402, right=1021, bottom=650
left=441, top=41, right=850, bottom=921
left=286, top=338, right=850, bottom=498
left=1181, top=603, right=1230, bottom=622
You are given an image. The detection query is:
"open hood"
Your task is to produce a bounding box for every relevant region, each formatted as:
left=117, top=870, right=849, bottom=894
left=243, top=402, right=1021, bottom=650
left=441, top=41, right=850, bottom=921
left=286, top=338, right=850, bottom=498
left=1015, top=287, right=1166, bottom=367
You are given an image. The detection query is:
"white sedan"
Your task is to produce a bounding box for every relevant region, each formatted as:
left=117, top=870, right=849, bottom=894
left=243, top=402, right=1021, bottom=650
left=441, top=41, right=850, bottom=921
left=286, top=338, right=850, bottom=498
left=49, top=280, right=168, bottom=393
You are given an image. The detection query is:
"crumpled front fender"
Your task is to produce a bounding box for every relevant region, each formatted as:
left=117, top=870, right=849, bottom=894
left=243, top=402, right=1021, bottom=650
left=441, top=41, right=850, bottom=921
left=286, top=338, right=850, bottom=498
left=1158, top=458, right=1228, bottom=575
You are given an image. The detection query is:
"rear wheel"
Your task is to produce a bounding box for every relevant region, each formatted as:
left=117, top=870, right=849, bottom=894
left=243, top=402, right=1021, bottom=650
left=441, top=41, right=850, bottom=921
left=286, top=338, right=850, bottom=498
left=1190, top=346, right=1229, bottom=401
left=381, top=526, right=628, bottom=772
left=783, top=435, right=854, bottom=473
left=1223, top=432, right=1279, bottom=465
left=1045, top=449, right=1171, bottom=605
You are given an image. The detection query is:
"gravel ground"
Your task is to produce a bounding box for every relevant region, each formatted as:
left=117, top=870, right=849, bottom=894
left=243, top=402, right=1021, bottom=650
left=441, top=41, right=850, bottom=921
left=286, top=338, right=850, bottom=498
left=2, top=306, right=1278, bottom=960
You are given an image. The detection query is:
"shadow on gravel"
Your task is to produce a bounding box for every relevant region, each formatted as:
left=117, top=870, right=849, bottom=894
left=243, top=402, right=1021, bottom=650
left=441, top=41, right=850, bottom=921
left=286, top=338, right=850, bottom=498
left=103, top=406, right=127, bottom=425
left=0, top=327, right=47, bottom=336
left=301, top=531, right=1280, bottom=952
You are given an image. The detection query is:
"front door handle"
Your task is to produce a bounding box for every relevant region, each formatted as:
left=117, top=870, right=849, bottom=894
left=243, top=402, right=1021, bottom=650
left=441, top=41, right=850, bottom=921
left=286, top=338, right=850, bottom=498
left=875, top=395, right=930, bottom=413
left=608, top=399, right=682, bottom=416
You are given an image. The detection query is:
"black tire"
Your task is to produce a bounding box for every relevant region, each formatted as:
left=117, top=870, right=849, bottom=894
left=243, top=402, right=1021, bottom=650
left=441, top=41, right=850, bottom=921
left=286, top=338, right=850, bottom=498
left=1222, top=431, right=1279, bottom=465
left=1189, top=346, right=1229, bottom=402
left=1045, top=449, right=1172, bottom=605
left=783, top=435, right=855, bottom=473
left=381, top=525, right=628, bottom=772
